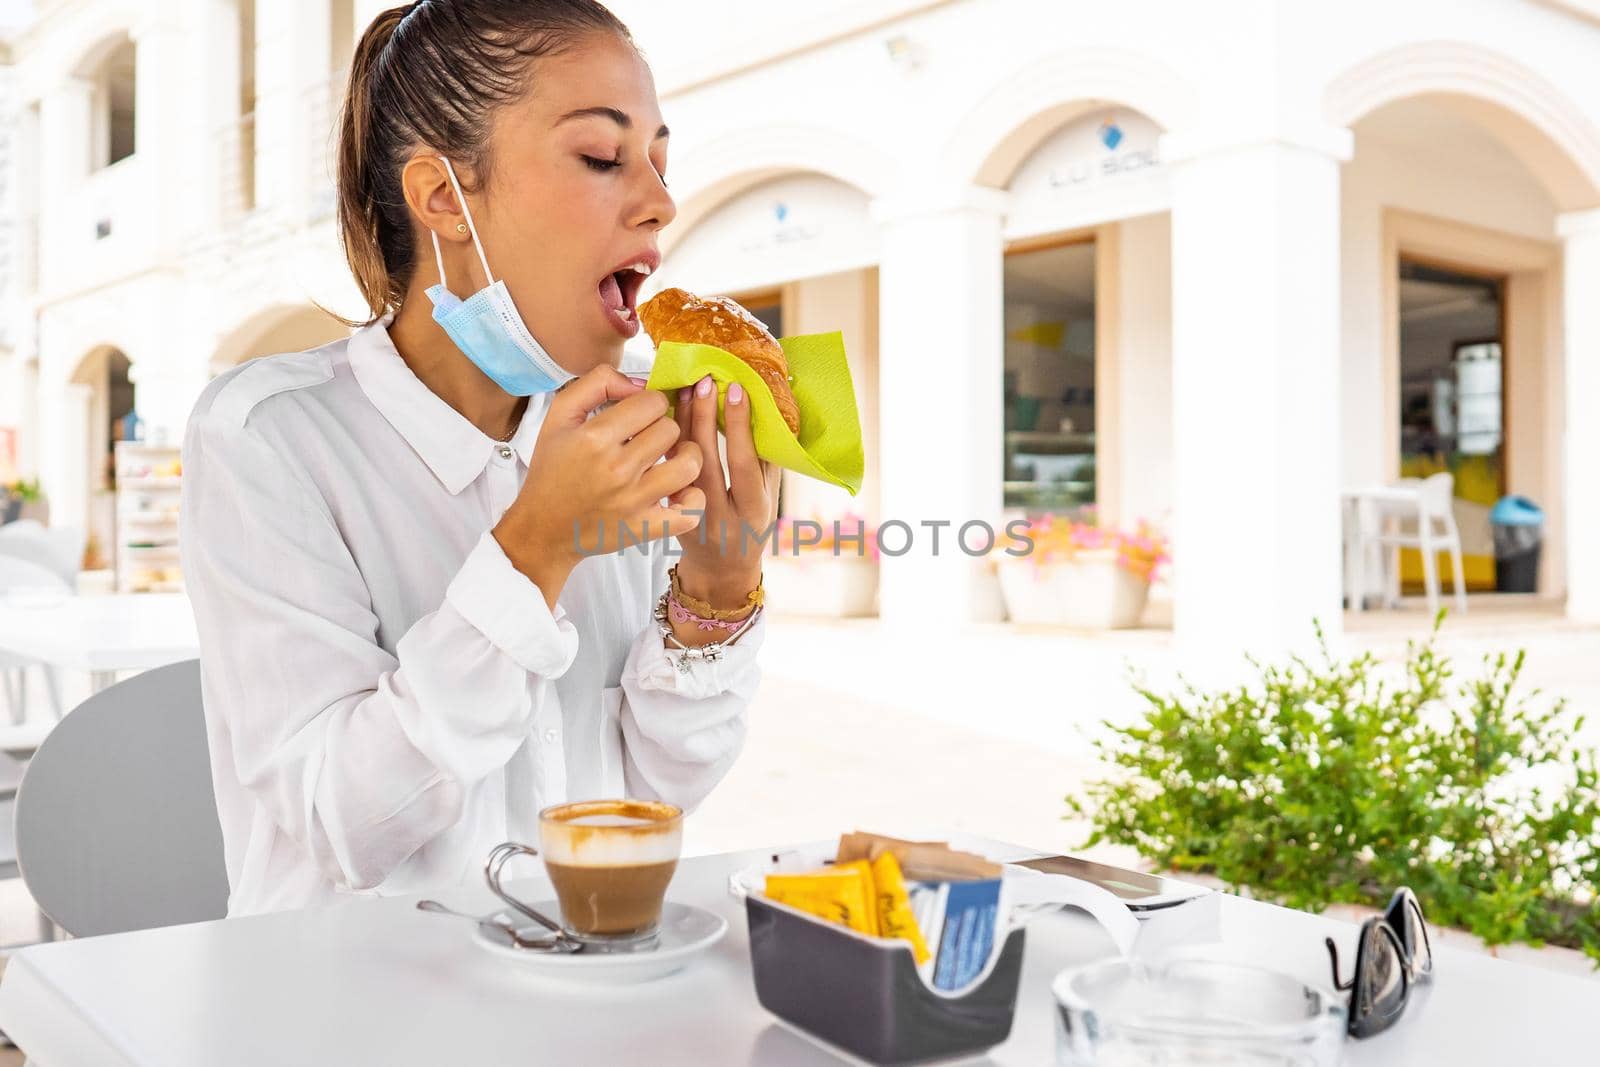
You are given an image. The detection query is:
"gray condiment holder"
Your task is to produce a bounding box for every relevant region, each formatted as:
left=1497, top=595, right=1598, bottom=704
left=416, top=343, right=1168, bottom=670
left=743, top=892, right=1027, bottom=1065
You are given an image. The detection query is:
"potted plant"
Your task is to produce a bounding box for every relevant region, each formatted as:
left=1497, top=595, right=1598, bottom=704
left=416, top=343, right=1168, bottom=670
left=2, top=478, right=42, bottom=526
left=759, top=513, right=880, bottom=618
left=994, top=513, right=1168, bottom=628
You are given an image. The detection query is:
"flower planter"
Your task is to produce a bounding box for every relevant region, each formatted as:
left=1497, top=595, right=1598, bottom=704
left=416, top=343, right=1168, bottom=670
left=996, top=549, right=1150, bottom=629
left=762, top=555, right=878, bottom=618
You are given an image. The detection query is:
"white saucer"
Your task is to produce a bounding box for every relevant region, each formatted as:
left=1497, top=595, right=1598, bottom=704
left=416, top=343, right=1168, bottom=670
left=472, top=900, right=727, bottom=984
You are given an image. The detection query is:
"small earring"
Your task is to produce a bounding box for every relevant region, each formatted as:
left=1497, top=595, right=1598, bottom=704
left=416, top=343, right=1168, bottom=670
left=455, top=223, right=468, bottom=234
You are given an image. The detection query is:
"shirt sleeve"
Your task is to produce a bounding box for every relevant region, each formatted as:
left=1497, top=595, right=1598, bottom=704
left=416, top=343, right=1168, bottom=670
left=615, top=542, right=765, bottom=811
left=181, top=406, right=578, bottom=893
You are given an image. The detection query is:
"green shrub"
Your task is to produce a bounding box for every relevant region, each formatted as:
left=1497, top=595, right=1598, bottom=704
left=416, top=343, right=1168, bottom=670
left=1069, top=618, right=1600, bottom=964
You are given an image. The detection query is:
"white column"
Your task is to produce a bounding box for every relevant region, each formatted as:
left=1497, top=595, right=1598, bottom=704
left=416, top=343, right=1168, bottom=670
left=1165, top=127, right=1351, bottom=662
left=17, top=358, right=40, bottom=481
left=35, top=78, right=94, bottom=287
left=131, top=12, right=189, bottom=262
left=1558, top=207, right=1600, bottom=623
left=129, top=329, right=212, bottom=449
left=871, top=187, right=1007, bottom=631
left=129, top=0, right=226, bottom=240
left=253, top=0, right=332, bottom=221
left=39, top=383, right=94, bottom=534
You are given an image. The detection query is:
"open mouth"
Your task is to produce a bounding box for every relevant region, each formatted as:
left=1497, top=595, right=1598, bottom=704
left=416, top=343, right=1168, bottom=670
left=599, top=259, right=654, bottom=336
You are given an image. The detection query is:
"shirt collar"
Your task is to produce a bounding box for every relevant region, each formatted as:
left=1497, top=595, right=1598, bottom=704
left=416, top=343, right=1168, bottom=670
left=348, top=311, right=547, bottom=495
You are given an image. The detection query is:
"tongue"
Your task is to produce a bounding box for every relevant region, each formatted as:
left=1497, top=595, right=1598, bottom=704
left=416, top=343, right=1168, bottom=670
left=599, top=272, right=624, bottom=312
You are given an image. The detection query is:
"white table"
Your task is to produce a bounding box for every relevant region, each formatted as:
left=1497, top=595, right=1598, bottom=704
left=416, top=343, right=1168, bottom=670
left=0, top=842, right=1592, bottom=1065
left=1341, top=486, right=1421, bottom=612
left=0, top=593, right=198, bottom=692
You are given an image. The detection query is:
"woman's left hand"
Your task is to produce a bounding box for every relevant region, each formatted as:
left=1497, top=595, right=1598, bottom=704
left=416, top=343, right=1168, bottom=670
left=667, top=374, right=779, bottom=607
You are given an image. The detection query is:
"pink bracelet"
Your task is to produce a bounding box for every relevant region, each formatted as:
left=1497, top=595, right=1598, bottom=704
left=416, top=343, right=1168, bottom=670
left=666, top=591, right=749, bottom=632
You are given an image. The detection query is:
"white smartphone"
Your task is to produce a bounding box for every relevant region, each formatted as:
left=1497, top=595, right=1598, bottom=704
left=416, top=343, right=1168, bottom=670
left=1010, top=854, right=1212, bottom=912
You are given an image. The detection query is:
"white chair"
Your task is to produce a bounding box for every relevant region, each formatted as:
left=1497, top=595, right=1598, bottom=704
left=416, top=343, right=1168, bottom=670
left=1371, top=472, right=1467, bottom=615
left=14, top=659, right=230, bottom=936
left=0, top=523, right=84, bottom=589
left=0, top=557, right=70, bottom=723
left=0, top=519, right=45, bottom=540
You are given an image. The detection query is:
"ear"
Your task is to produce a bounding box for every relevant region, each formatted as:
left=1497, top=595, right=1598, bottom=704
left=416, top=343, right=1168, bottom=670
left=400, top=154, right=468, bottom=246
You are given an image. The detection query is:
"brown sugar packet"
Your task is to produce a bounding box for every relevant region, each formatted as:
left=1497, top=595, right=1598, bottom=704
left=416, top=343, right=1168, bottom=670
left=836, top=831, right=947, bottom=865
left=836, top=831, right=1002, bottom=882
left=896, top=844, right=1002, bottom=882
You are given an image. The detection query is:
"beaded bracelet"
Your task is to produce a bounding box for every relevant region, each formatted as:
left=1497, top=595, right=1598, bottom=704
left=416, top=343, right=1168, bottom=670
left=653, top=591, right=764, bottom=673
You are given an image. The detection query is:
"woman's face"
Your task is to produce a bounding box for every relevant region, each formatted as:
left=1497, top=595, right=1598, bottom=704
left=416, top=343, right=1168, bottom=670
left=456, top=33, right=675, bottom=374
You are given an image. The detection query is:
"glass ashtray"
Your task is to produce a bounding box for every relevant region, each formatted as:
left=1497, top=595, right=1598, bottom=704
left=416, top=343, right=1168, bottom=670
left=1052, top=957, right=1347, bottom=1066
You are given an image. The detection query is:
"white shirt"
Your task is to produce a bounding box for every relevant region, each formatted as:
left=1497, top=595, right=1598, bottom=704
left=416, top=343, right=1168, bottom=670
left=179, top=312, right=764, bottom=916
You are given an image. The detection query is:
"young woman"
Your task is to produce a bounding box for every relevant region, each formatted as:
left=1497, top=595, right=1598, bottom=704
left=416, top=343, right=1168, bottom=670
left=180, top=0, right=776, bottom=916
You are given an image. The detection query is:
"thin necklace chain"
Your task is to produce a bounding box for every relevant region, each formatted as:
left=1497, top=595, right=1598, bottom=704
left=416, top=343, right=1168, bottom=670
left=495, top=400, right=528, bottom=443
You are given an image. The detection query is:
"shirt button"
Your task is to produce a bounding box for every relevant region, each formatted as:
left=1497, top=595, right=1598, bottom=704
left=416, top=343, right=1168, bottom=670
left=497, top=445, right=513, bottom=460
left=543, top=728, right=559, bottom=744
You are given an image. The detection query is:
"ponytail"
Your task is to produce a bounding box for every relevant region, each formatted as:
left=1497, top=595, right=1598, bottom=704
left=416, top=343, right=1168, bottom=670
left=335, top=5, right=412, bottom=326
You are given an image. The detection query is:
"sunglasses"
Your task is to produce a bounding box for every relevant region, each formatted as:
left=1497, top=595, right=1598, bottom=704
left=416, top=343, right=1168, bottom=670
left=1324, top=887, right=1435, bottom=1039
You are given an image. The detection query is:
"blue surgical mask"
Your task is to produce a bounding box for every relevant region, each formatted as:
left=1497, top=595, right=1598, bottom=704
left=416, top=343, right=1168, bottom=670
left=424, top=156, right=576, bottom=396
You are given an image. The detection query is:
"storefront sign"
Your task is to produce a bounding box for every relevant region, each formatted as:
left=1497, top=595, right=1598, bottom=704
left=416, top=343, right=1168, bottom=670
left=1005, top=107, right=1170, bottom=239
left=664, top=173, right=878, bottom=294
left=1015, top=109, right=1163, bottom=195
left=737, top=199, right=825, bottom=253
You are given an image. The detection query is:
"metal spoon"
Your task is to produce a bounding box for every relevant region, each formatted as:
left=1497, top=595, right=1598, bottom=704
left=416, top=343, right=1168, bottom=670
left=415, top=899, right=580, bottom=953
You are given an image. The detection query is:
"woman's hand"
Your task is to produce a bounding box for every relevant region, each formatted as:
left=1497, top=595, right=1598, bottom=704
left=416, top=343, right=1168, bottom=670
left=669, top=375, right=780, bottom=611
left=494, top=366, right=705, bottom=609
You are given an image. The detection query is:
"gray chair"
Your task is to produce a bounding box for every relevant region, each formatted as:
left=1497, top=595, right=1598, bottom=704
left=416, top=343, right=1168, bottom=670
left=0, top=750, right=55, bottom=948
left=13, top=659, right=230, bottom=937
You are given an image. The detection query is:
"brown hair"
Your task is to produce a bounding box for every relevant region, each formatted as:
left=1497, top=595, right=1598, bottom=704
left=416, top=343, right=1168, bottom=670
left=336, top=0, right=634, bottom=326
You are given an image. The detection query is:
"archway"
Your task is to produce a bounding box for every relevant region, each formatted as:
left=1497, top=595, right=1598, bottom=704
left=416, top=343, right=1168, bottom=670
left=71, top=31, right=138, bottom=172
left=944, top=47, right=1195, bottom=192
left=952, top=94, right=1174, bottom=575
left=1328, top=43, right=1600, bottom=607
left=209, top=304, right=351, bottom=378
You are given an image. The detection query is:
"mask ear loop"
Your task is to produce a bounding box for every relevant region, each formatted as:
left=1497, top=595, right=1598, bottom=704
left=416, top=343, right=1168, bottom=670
left=436, top=155, right=496, bottom=288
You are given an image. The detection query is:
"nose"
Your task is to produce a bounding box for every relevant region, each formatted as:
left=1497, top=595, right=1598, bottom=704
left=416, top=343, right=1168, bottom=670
left=629, top=166, right=677, bottom=232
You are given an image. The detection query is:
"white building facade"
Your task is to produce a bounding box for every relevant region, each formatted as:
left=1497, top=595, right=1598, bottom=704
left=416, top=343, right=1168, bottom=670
left=3, top=0, right=1599, bottom=658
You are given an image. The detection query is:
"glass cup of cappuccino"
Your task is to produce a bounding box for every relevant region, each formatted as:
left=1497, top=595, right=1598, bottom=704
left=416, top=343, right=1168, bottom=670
left=538, top=799, right=683, bottom=945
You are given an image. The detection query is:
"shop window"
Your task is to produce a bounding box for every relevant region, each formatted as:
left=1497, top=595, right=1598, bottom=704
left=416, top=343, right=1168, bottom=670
left=1397, top=259, right=1504, bottom=590
left=1002, top=240, right=1096, bottom=514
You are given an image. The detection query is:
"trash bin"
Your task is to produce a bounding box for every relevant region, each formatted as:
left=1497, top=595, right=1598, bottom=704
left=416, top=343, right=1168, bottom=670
left=1490, top=495, right=1544, bottom=593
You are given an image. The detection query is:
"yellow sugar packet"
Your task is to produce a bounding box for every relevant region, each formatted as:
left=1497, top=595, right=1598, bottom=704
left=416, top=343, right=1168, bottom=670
left=764, top=860, right=879, bottom=936
left=869, top=852, right=932, bottom=964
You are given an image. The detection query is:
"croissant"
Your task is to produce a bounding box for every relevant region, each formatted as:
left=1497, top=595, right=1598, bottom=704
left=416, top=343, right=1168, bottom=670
left=638, top=287, right=801, bottom=435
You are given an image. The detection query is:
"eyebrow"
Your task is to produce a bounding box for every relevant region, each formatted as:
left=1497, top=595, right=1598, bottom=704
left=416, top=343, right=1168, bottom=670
left=555, top=106, right=669, bottom=140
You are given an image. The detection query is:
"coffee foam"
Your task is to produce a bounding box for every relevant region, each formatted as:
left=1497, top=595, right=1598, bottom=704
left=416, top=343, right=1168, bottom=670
left=539, top=800, right=682, bottom=867
left=541, top=820, right=681, bottom=867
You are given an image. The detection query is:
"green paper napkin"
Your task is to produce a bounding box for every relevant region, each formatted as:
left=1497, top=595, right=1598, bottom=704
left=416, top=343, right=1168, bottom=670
left=645, top=331, right=864, bottom=496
